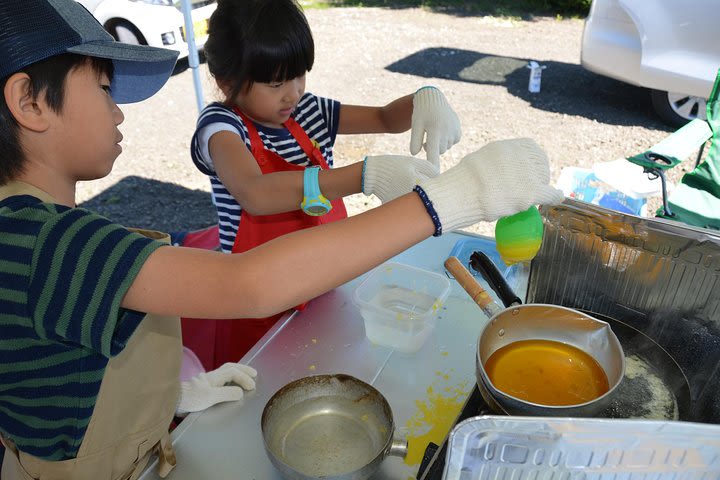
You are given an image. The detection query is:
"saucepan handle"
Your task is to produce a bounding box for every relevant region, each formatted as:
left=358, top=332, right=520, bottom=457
left=444, top=257, right=503, bottom=318
left=386, top=438, right=408, bottom=458
left=469, top=251, right=521, bottom=308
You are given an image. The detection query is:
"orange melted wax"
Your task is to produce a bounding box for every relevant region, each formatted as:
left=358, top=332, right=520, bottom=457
left=484, top=339, right=610, bottom=406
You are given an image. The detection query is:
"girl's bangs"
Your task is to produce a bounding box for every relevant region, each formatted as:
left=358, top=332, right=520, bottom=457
left=248, top=37, right=313, bottom=83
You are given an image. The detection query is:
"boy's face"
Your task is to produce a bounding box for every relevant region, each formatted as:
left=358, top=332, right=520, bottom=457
left=233, top=75, right=306, bottom=128
left=48, top=62, right=125, bottom=181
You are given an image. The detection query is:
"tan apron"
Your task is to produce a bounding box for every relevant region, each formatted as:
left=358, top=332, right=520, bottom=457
left=0, top=182, right=182, bottom=480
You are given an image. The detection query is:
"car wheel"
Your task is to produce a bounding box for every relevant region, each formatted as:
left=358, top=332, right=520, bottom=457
left=112, top=22, right=144, bottom=45
left=650, top=89, right=707, bottom=128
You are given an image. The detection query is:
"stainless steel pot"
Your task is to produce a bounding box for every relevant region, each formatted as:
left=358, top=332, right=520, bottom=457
left=445, top=255, right=625, bottom=417
left=261, top=374, right=407, bottom=480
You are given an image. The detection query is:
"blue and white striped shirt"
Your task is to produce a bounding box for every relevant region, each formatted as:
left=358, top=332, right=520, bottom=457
left=190, top=93, right=341, bottom=252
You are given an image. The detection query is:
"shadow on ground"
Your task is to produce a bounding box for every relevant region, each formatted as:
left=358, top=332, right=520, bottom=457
left=78, top=176, right=217, bottom=234
left=386, top=47, right=671, bottom=130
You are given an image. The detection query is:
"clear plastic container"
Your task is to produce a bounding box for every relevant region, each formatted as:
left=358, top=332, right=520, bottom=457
left=353, top=262, right=451, bottom=353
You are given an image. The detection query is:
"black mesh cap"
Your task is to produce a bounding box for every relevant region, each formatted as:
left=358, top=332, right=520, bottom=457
left=0, top=0, right=179, bottom=103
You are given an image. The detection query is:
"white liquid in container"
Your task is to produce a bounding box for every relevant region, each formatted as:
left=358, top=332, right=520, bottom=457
left=360, top=286, right=440, bottom=353
left=353, top=263, right=450, bottom=354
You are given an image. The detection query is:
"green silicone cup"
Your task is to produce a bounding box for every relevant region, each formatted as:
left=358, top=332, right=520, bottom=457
left=494, top=206, right=544, bottom=265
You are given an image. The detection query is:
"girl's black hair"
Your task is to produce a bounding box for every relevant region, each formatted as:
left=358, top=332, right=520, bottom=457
left=0, top=54, right=113, bottom=185
left=204, top=0, right=315, bottom=101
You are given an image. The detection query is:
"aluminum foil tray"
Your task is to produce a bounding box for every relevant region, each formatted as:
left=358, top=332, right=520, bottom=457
left=443, top=416, right=720, bottom=479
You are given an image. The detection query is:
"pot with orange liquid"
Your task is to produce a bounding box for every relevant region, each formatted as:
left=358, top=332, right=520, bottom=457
left=445, top=255, right=625, bottom=417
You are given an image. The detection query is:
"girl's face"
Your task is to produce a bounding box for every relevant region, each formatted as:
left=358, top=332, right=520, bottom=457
left=233, top=75, right=306, bottom=128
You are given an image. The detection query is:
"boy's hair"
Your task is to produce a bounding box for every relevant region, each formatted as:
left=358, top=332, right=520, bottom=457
left=205, top=0, right=315, bottom=101
left=0, top=54, right=114, bottom=185
left=0, top=0, right=179, bottom=186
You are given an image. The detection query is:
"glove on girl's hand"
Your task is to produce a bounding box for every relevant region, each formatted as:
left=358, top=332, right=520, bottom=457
left=417, top=138, right=565, bottom=234
left=410, top=86, right=462, bottom=167
left=362, top=155, right=440, bottom=204
left=176, top=362, right=257, bottom=416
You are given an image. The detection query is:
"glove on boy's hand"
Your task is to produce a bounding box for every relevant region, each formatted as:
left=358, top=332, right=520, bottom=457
left=363, top=155, right=440, bottom=204
left=410, top=86, right=462, bottom=167
left=417, top=138, right=565, bottom=234
left=176, top=362, right=257, bottom=415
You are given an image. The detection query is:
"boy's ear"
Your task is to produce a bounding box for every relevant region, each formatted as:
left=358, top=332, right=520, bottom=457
left=4, top=72, right=51, bottom=132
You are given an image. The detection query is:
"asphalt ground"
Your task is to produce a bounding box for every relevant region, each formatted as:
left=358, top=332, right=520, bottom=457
left=77, top=7, right=679, bottom=237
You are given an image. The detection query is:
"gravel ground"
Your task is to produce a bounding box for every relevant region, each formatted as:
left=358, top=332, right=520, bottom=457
left=77, top=7, right=684, bottom=237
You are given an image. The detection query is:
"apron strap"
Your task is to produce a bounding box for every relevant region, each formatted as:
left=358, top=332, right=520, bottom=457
left=154, top=433, right=176, bottom=478
left=283, top=117, right=331, bottom=169
left=1, top=434, right=16, bottom=455
left=231, top=105, right=330, bottom=169
left=232, top=107, right=266, bottom=162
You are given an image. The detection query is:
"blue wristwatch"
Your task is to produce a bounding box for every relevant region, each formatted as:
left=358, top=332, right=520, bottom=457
left=301, top=166, right=332, bottom=216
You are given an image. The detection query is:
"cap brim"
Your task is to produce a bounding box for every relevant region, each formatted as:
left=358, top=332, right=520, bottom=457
left=68, top=41, right=179, bottom=104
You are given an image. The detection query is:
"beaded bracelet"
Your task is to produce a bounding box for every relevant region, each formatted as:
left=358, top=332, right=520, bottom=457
left=413, top=185, right=442, bottom=237
left=361, top=157, right=367, bottom=193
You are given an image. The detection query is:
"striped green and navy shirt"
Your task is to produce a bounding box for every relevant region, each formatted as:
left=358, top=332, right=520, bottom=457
left=0, top=194, right=165, bottom=460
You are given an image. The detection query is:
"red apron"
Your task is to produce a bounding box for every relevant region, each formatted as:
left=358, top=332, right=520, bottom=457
left=230, top=108, right=348, bottom=251
left=182, top=108, right=347, bottom=370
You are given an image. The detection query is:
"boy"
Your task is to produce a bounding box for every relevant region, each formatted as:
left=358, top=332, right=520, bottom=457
left=0, top=0, right=563, bottom=478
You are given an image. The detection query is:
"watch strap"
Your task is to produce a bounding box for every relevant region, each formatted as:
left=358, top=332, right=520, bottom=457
left=301, top=166, right=332, bottom=216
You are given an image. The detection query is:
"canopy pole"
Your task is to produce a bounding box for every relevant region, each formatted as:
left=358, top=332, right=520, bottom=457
left=180, top=0, right=205, bottom=114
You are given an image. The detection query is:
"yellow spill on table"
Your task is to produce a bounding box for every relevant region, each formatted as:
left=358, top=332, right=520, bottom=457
left=403, top=371, right=469, bottom=466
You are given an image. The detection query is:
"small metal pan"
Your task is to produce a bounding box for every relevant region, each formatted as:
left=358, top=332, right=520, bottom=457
left=261, top=374, right=407, bottom=480
left=445, top=255, right=626, bottom=417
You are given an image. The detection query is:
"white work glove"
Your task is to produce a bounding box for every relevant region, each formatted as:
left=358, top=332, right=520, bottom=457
left=362, top=155, right=440, bottom=203
left=417, top=138, right=565, bottom=234
left=410, top=86, right=462, bottom=167
left=176, top=362, right=257, bottom=416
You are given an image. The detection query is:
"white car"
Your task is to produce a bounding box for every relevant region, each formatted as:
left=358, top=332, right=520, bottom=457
left=581, top=0, right=720, bottom=126
left=77, top=0, right=217, bottom=60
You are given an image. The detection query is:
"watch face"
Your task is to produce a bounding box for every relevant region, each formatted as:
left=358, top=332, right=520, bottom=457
left=305, top=204, right=329, bottom=216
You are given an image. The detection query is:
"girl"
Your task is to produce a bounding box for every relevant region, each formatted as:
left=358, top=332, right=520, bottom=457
left=187, top=0, right=463, bottom=367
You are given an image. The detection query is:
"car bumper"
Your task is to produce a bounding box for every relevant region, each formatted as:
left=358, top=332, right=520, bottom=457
left=581, top=0, right=717, bottom=97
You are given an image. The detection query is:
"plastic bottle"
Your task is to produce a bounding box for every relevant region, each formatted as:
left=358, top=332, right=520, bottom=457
left=527, top=61, right=547, bottom=93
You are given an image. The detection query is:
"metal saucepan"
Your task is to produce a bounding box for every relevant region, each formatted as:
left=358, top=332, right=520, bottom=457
left=445, top=255, right=626, bottom=417
left=467, top=252, right=694, bottom=421
left=261, top=374, right=407, bottom=480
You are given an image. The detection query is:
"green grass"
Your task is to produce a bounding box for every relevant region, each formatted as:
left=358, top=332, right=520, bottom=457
left=299, top=0, right=590, bottom=18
